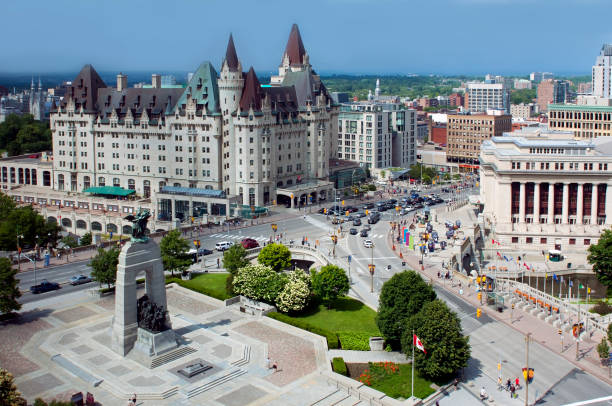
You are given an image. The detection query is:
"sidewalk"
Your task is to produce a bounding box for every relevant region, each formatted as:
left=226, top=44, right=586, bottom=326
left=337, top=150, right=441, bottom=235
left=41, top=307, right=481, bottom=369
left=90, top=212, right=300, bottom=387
left=385, top=230, right=612, bottom=388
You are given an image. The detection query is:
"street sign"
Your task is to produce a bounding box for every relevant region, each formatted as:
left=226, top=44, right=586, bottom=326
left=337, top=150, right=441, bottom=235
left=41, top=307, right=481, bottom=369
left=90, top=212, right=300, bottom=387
left=348, top=255, right=352, bottom=264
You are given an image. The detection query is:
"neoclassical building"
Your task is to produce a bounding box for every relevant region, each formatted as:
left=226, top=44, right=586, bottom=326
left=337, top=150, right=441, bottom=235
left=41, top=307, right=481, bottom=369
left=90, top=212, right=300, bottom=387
left=0, top=25, right=338, bottom=234
left=480, top=129, right=612, bottom=252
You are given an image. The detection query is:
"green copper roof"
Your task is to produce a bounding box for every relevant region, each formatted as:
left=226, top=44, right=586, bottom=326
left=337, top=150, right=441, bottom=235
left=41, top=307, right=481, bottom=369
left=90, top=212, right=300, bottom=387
left=549, top=103, right=612, bottom=112
left=84, top=186, right=135, bottom=196
left=175, top=61, right=220, bottom=114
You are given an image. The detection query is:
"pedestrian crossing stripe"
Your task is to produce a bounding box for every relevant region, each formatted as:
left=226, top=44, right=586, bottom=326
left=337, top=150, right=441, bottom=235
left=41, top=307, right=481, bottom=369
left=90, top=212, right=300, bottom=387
left=209, top=234, right=269, bottom=242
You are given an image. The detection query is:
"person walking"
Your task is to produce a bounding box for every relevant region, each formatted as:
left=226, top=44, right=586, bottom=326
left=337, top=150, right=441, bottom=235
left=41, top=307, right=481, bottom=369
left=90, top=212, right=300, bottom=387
left=510, top=383, right=516, bottom=399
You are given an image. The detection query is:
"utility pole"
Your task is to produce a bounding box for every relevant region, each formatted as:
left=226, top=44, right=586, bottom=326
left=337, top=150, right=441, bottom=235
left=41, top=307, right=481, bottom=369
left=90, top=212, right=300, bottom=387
left=525, top=332, right=531, bottom=406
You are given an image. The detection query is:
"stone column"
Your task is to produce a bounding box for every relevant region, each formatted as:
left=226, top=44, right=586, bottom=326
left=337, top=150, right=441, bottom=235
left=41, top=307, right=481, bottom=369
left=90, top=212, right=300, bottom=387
left=562, top=182, right=569, bottom=224
left=605, top=183, right=612, bottom=225
left=577, top=183, right=584, bottom=225
left=519, top=182, right=526, bottom=223
left=547, top=183, right=554, bottom=223
left=591, top=183, right=598, bottom=225
left=533, top=183, right=540, bottom=224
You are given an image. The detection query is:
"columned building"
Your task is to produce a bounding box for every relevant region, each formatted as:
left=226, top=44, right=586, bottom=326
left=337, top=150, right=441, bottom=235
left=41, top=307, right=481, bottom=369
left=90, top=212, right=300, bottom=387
left=480, top=131, right=612, bottom=251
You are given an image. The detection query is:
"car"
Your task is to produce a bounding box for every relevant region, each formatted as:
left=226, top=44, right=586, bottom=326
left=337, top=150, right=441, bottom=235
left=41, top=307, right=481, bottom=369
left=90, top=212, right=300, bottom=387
left=355, top=212, right=367, bottom=218
left=241, top=238, right=260, bottom=249
left=353, top=218, right=362, bottom=226
left=349, top=228, right=358, bottom=235
left=360, top=229, right=369, bottom=237
left=377, top=205, right=388, bottom=212
left=331, top=217, right=344, bottom=224
left=347, top=207, right=359, bottom=213
left=198, top=248, right=213, bottom=256
left=69, top=274, right=92, bottom=285
left=363, top=239, right=373, bottom=248
left=363, top=203, right=375, bottom=210
left=362, top=224, right=371, bottom=231
left=215, top=241, right=233, bottom=251
left=368, top=213, right=381, bottom=224
left=30, top=280, right=61, bottom=294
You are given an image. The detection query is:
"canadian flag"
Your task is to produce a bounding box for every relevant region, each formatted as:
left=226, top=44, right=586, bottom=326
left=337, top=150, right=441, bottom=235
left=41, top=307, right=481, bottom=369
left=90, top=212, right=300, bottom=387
left=413, top=334, right=426, bottom=353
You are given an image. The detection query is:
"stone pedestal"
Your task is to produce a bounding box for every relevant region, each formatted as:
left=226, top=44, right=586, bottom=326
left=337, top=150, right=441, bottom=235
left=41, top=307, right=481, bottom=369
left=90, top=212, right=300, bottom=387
left=133, top=328, right=178, bottom=357
left=112, top=239, right=169, bottom=356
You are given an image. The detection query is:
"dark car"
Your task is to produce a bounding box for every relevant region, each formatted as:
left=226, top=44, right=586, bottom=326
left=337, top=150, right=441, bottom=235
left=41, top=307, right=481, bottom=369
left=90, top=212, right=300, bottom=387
left=347, top=207, right=359, bottom=213
left=377, top=205, right=388, bottom=212
left=363, top=224, right=371, bottom=231
left=349, top=228, right=358, bottom=235
left=363, top=203, right=376, bottom=210
left=353, top=218, right=362, bottom=226
left=360, top=229, right=369, bottom=237
left=30, top=280, right=61, bottom=294
left=198, top=248, right=213, bottom=256
left=241, top=238, right=260, bottom=249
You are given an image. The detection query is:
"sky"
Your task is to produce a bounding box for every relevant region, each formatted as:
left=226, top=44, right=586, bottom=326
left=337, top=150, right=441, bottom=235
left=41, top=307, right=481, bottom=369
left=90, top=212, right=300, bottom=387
left=2, top=0, right=611, bottom=76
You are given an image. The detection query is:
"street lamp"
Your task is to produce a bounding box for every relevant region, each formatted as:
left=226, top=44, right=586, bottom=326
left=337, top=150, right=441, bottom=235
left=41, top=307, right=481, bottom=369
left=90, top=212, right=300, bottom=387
left=369, top=242, right=375, bottom=292
left=16, top=233, right=23, bottom=272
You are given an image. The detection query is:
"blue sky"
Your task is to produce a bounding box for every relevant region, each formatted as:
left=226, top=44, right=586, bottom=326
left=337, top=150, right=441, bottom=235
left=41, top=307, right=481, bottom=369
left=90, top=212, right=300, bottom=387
left=3, top=0, right=611, bottom=75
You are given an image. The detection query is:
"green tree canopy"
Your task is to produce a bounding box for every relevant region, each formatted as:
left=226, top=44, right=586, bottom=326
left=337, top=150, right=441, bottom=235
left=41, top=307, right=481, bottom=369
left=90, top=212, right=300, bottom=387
left=233, top=263, right=288, bottom=304
left=408, top=163, right=438, bottom=182
left=376, top=271, right=436, bottom=348
left=0, top=114, right=52, bottom=156
left=402, top=300, right=470, bottom=382
left=587, top=229, right=612, bottom=288
left=510, top=88, right=536, bottom=105
left=257, top=243, right=292, bottom=272
left=276, top=270, right=311, bottom=313
left=597, top=338, right=610, bottom=360
left=222, top=244, right=248, bottom=274
left=79, top=232, right=92, bottom=247
left=0, top=368, right=26, bottom=406
left=89, top=248, right=119, bottom=289
left=160, top=230, right=192, bottom=276
left=311, top=264, right=349, bottom=308
left=0, top=196, right=60, bottom=252
left=60, top=235, right=78, bottom=249
left=0, top=258, right=21, bottom=314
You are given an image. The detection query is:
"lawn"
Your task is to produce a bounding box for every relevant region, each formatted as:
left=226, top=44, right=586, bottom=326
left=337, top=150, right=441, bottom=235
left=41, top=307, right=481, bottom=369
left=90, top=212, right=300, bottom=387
left=167, top=272, right=230, bottom=301
left=358, top=362, right=435, bottom=400
left=290, top=296, right=380, bottom=335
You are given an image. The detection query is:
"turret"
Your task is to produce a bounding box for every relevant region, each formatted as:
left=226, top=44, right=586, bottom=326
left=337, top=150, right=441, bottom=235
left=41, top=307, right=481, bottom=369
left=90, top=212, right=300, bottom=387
left=219, top=33, right=244, bottom=116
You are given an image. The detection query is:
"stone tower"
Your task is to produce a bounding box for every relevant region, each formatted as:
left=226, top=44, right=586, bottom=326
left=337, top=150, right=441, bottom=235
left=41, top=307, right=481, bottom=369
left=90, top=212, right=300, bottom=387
left=29, top=77, right=44, bottom=120
left=218, top=34, right=244, bottom=196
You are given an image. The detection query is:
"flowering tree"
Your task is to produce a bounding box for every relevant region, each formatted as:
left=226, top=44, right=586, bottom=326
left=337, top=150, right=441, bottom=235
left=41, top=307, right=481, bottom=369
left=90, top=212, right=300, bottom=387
left=276, top=270, right=311, bottom=313
left=232, top=264, right=287, bottom=303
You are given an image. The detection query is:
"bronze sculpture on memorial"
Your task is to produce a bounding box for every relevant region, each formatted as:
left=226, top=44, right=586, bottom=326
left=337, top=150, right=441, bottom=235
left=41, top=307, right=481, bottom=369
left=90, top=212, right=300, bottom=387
left=124, top=208, right=151, bottom=242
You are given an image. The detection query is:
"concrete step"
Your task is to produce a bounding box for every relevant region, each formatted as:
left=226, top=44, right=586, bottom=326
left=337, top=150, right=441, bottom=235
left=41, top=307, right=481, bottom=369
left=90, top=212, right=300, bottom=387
left=230, top=344, right=251, bottom=367
left=150, top=346, right=197, bottom=369
left=185, top=367, right=247, bottom=398
left=332, top=394, right=363, bottom=406
left=311, top=390, right=346, bottom=406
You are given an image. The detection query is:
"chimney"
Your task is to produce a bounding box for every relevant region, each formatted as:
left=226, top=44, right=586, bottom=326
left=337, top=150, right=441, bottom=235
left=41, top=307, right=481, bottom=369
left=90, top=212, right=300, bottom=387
left=152, top=74, right=161, bottom=89
left=117, top=73, right=127, bottom=91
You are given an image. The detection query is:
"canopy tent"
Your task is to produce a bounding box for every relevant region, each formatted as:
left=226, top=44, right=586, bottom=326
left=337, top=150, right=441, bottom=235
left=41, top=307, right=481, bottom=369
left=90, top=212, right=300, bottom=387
left=83, top=186, right=135, bottom=197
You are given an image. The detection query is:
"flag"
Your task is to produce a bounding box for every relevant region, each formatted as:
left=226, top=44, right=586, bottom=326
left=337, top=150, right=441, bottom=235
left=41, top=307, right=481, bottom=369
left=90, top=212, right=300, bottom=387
left=561, top=276, right=564, bottom=284
left=503, top=255, right=509, bottom=262
left=579, top=283, right=584, bottom=289
left=544, top=272, right=547, bottom=279
left=553, top=274, right=558, bottom=282
left=496, top=251, right=501, bottom=258
left=569, top=280, right=573, bottom=287
left=523, top=263, right=530, bottom=270
left=413, top=334, right=426, bottom=353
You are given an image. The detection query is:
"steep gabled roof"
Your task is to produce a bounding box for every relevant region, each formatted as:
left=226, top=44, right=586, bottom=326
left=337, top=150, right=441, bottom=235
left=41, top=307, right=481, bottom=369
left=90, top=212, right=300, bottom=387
left=284, top=24, right=307, bottom=66
left=96, top=87, right=183, bottom=119
left=239, top=67, right=263, bottom=112
left=224, top=34, right=239, bottom=71
left=281, top=70, right=331, bottom=107
left=63, top=64, right=107, bottom=111
left=175, top=61, right=220, bottom=113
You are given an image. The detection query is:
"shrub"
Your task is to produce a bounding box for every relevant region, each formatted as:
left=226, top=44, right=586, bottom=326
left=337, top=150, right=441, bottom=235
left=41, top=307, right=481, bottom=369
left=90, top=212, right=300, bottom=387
left=257, top=243, right=292, bottom=272
left=597, top=337, right=610, bottom=361
left=311, top=265, right=349, bottom=308
left=267, top=312, right=339, bottom=349
left=590, top=300, right=612, bottom=316
left=338, top=331, right=371, bottom=351
left=233, top=263, right=288, bottom=303
left=226, top=273, right=235, bottom=297
left=276, top=270, right=311, bottom=313
left=332, top=357, right=348, bottom=376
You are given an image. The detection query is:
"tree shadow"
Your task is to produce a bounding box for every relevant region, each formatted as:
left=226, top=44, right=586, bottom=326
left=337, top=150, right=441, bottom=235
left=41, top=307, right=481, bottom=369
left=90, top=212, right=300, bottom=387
left=0, top=308, right=53, bottom=326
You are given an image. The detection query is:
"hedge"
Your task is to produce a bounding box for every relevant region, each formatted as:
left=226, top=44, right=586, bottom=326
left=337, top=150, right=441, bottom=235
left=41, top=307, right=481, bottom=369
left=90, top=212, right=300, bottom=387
left=332, top=357, right=348, bottom=376
left=338, top=331, right=372, bottom=351
left=266, top=312, right=340, bottom=349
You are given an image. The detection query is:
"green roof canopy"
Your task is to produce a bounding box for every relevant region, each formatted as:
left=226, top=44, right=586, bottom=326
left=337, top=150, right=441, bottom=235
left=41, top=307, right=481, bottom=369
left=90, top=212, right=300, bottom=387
left=84, top=186, right=135, bottom=196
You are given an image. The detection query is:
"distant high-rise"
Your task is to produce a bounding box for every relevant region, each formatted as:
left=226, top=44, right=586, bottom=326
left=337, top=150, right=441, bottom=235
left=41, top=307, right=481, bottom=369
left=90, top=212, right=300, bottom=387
left=465, top=82, right=510, bottom=113
left=530, top=72, right=554, bottom=83
left=374, top=78, right=380, bottom=100
left=592, top=44, right=612, bottom=99
left=537, top=79, right=570, bottom=112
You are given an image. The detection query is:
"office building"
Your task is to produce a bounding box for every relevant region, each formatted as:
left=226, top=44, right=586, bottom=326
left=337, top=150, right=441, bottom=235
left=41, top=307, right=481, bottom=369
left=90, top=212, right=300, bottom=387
left=480, top=129, right=612, bottom=251
left=511, top=103, right=535, bottom=120
left=548, top=103, right=612, bottom=139
left=465, top=82, right=510, bottom=113
left=446, top=113, right=512, bottom=165
left=530, top=72, right=554, bottom=83
left=592, top=44, right=612, bottom=99
left=537, top=79, right=570, bottom=113
left=513, top=79, right=532, bottom=90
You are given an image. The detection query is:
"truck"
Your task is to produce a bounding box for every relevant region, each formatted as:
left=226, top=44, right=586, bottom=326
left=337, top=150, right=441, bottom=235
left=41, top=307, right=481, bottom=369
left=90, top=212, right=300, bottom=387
left=30, top=280, right=61, bottom=294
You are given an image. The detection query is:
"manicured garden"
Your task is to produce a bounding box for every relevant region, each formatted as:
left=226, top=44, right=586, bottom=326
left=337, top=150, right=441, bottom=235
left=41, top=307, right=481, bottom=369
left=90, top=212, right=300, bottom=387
left=358, top=362, right=435, bottom=400
left=166, top=273, right=231, bottom=301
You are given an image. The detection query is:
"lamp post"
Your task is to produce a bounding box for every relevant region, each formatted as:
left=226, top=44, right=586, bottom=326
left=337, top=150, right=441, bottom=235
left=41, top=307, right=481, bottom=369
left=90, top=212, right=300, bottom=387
left=369, top=242, right=375, bottom=292
left=16, top=232, right=23, bottom=272
left=34, top=235, right=38, bottom=286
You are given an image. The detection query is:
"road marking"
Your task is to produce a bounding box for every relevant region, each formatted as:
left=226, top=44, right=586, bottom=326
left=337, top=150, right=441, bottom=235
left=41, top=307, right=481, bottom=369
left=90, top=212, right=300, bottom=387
left=351, top=256, right=397, bottom=261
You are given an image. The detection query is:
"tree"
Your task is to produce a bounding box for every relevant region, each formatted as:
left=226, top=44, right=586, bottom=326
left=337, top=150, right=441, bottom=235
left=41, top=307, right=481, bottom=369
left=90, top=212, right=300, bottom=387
left=587, top=229, right=612, bottom=288
left=597, top=338, right=610, bottom=364
left=232, top=263, right=288, bottom=303
left=0, top=368, right=26, bottom=406
left=60, top=235, right=78, bottom=249
left=510, top=88, right=536, bottom=105
left=402, top=300, right=470, bottom=382
left=608, top=323, right=612, bottom=345
left=160, top=229, right=191, bottom=277
left=0, top=258, right=21, bottom=314
left=380, top=170, right=386, bottom=179
left=0, top=202, right=60, bottom=251
left=89, top=248, right=119, bottom=289
left=408, top=163, right=438, bottom=182
left=311, top=265, right=349, bottom=308
left=257, top=243, right=291, bottom=272
left=79, top=232, right=92, bottom=247
left=222, top=244, right=248, bottom=274
left=276, top=270, right=311, bottom=313
left=376, top=271, right=436, bottom=348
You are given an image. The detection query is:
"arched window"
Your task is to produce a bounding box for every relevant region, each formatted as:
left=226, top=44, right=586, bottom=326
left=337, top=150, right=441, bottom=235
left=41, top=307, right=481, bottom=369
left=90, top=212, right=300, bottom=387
left=83, top=176, right=91, bottom=190
left=58, top=174, right=65, bottom=190
left=159, top=181, right=166, bottom=191
left=143, top=180, right=151, bottom=198
left=91, top=221, right=102, bottom=231
left=106, top=223, right=118, bottom=233
left=286, top=179, right=293, bottom=186
left=42, top=170, right=51, bottom=186
left=47, top=216, right=57, bottom=224
left=122, top=225, right=133, bottom=234
left=128, top=179, right=135, bottom=190
left=61, top=218, right=72, bottom=228
left=25, top=168, right=30, bottom=184
left=76, top=220, right=87, bottom=229
left=277, top=181, right=283, bottom=187
left=113, top=178, right=120, bottom=187
left=31, top=169, right=37, bottom=185
left=98, top=177, right=105, bottom=187
left=173, top=182, right=181, bottom=187
left=249, top=188, right=255, bottom=206
left=18, top=168, right=23, bottom=184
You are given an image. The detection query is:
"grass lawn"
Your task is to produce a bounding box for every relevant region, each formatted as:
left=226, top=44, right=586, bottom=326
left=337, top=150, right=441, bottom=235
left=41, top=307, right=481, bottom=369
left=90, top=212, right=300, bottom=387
left=168, top=272, right=230, bottom=301
left=359, top=362, right=435, bottom=400
left=288, top=296, right=380, bottom=335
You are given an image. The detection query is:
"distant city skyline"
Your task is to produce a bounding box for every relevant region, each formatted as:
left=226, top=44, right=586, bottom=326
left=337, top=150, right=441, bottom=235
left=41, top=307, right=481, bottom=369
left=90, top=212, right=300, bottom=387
left=2, top=0, right=611, bottom=75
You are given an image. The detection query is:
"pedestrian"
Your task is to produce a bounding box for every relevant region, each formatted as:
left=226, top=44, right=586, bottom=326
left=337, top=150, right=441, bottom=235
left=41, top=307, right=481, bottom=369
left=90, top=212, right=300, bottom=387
left=217, top=257, right=220, bottom=269
left=272, top=361, right=278, bottom=372
left=266, top=357, right=271, bottom=369
left=453, top=378, right=459, bottom=391
left=510, top=384, right=515, bottom=398
left=131, top=393, right=137, bottom=405
left=515, top=377, right=520, bottom=388
left=506, top=378, right=511, bottom=391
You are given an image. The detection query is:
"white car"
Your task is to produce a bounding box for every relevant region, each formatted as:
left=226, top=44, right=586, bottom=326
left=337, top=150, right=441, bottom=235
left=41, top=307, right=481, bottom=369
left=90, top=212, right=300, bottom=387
left=363, top=239, right=374, bottom=248
left=215, top=241, right=232, bottom=251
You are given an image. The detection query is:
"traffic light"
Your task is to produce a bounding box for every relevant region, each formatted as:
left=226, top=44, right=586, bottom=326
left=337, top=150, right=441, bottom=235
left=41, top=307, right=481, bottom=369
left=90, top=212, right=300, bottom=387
left=558, top=329, right=562, bottom=335
left=323, top=208, right=327, bottom=214
left=511, top=303, right=515, bottom=310
left=477, top=292, right=482, bottom=301
left=476, top=308, right=482, bottom=318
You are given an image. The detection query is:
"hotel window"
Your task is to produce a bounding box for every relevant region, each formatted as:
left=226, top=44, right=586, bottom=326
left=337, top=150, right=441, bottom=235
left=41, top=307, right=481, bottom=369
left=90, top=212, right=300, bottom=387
left=526, top=237, right=533, bottom=244
left=540, top=238, right=547, bottom=244
left=584, top=239, right=591, bottom=245
left=569, top=238, right=576, bottom=245
left=511, top=237, right=519, bottom=243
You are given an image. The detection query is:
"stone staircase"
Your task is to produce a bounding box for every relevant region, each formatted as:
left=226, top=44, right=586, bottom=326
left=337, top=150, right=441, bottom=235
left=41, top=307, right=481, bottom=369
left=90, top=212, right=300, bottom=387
left=150, top=346, right=197, bottom=369
left=311, top=389, right=363, bottom=406
left=182, top=367, right=247, bottom=398
left=230, top=344, right=251, bottom=367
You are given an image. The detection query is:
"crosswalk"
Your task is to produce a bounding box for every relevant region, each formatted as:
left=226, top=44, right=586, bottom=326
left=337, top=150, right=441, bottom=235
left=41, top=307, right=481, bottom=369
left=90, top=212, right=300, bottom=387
left=209, top=233, right=269, bottom=242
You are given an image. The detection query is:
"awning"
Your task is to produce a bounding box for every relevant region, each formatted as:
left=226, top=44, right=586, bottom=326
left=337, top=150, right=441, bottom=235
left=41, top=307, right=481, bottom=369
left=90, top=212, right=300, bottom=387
left=84, top=186, right=135, bottom=196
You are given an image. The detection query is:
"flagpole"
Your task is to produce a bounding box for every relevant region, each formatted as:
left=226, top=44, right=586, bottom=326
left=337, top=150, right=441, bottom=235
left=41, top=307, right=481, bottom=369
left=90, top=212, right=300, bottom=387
left=412, top=330, right=415, bottom=400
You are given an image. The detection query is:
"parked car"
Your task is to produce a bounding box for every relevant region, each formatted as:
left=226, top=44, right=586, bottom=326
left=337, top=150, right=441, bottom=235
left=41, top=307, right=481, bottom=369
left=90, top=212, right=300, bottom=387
left=349, top=228, right=358, bottom=235
left=363, top=239, right=373, bottom=248
left=360, top=229, right=369, bottom=237
left=215, top=241, right=233, bottom=251
left=30, top=280, right=61, bottom=294
left=241, top=238, right=260, bottom=249
left=347, top=207, right=359, bottom=213
left=69, top=274, right=92, bottom=286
